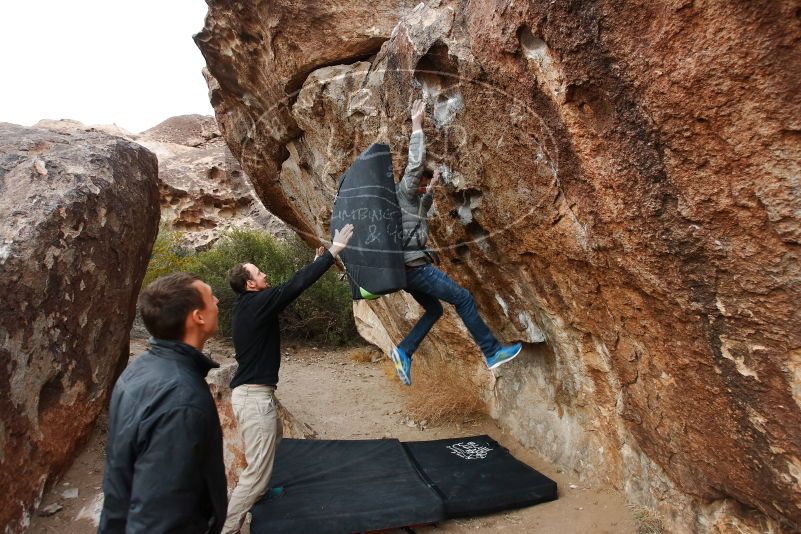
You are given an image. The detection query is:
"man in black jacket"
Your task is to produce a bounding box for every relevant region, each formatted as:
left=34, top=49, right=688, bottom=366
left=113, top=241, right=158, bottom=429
left=221, top=224, right=354, bottom=534
left=99, top=273, right=227, bottom=534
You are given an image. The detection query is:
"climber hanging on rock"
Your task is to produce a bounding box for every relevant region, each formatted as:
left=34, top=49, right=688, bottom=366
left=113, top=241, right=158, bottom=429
left=388, top=98, right=522, bottom=385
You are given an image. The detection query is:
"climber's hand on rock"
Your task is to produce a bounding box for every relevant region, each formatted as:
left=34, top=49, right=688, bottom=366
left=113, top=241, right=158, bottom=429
left=427, top=168, right=441, bottom=194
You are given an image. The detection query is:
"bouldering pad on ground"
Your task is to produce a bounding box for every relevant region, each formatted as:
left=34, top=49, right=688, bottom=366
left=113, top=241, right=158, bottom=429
left=250, top=435, right=558, bottom=533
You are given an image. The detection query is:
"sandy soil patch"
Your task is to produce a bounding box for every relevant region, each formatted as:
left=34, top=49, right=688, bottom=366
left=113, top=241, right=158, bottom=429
left=28, top=338, right=636, bottom=533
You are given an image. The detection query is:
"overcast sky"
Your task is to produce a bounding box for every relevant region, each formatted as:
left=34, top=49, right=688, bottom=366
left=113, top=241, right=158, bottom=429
left=0, top=1, right=213, bottom=133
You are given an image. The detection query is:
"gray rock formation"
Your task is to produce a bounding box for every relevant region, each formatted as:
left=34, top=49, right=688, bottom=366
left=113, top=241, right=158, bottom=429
left=0, top=123, right=160, bottom=532
left=137, top=115, right=287, bottom=249
left=38, top=115, right=288, bottom=250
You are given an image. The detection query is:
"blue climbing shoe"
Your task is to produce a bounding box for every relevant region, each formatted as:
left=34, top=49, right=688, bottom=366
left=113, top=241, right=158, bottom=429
left=485, top=343, right=523, bottom=370
left=402, top=349, right=412, bottom=385
left=389, top=346, right=412, bottom=385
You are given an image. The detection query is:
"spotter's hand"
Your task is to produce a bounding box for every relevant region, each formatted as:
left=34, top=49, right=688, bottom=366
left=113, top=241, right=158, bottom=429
left=329, top=224, right=354, bottom=257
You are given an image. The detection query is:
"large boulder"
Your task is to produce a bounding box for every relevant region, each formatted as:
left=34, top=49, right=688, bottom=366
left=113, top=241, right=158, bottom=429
left=39, top=116, right=288, bottom=250
left=137, top=115, right=287, bottom=249
left=194, top=0, right=410, bottom=242
left=0, top=123, right=159, bottom=532
left=195, top=2, right=801, bottom=532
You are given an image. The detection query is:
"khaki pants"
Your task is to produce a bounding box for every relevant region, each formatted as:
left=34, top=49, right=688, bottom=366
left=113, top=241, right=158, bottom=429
left=222, top=384, right=283, bottom=534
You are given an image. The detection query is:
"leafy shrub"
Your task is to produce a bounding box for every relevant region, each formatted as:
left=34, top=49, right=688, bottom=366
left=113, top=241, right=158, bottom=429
left=142, top=228, right=357, bottom=346
left=142, top=227, right=196, bottom=287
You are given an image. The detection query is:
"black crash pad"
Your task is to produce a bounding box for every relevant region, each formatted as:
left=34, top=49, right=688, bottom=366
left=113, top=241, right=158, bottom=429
left=249, top=438, right=443, bottom=534
left=403, top=435, right=558, bottom=518
left=330, top=143, right=406, bottom=300
left=250, top=436, right=557, bottom=533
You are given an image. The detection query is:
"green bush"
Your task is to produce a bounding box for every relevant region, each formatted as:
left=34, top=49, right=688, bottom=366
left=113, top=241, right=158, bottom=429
left=142, top=227, right=195, bottom=287
left=142, top=228, right=358, bottom=346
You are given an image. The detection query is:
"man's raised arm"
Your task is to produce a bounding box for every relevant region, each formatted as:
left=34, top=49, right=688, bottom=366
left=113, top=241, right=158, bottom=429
left=398, top=99, right=427, bottom=202
left=252, top=224, right=354, bottom=318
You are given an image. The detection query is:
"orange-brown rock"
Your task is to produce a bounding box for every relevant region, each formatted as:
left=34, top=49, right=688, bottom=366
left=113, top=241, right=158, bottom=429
left=196, top=2, right=801, bottom=531
left=0, top=123, right=159, bottom=532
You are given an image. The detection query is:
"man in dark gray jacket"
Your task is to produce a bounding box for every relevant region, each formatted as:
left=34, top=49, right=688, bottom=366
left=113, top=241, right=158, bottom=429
left=99, top=273, right=227, bottom=534
left=388, top=99, right=522, bottom=385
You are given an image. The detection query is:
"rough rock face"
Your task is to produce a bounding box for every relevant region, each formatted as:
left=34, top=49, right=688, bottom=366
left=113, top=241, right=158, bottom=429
left=0, top=123, right=159, bottom=531
left=137, top=114, right=221, bottom=147
left=137, top=115, right=287, bottom=248
left=39, top=116, right=287, bottom=249
left=196, top=2, right=801, bottom=532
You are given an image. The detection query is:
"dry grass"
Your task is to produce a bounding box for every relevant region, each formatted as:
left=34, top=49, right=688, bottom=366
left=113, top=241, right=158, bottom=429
left=348, top=346, right=381, bottom=364
left=629, top=504, right=665, bottom=534
left=382, top=355, right=485, bottom=426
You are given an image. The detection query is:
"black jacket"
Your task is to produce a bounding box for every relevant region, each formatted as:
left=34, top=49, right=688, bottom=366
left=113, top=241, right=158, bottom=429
left=99, top=338, right=227, bottom=534
left=230, top=250, right=335, bottom=389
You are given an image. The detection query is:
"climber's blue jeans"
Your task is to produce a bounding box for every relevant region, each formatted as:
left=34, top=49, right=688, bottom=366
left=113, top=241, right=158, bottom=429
left=398, top=263, right=502, bottom=359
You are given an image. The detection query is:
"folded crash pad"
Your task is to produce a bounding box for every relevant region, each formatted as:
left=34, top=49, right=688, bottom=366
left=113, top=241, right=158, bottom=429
left=330, top=143, right=406, bottom=300
left=250, top=436, right=558, bottom=533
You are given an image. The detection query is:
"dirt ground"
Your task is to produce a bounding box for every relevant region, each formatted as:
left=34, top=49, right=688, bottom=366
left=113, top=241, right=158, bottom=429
left=28, top=337, right=637, bottom=534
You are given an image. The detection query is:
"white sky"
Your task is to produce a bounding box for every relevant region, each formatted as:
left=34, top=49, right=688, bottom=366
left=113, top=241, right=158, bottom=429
left=0, top=1, right=214, bottom=134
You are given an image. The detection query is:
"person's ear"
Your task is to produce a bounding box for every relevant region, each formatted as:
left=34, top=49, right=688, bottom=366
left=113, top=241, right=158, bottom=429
left=190, top=308, right=205, bottom=326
